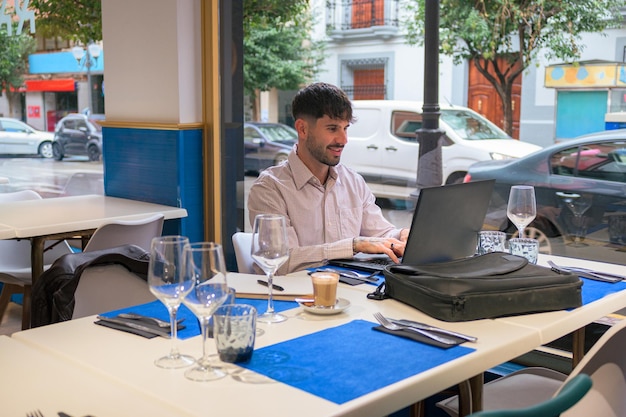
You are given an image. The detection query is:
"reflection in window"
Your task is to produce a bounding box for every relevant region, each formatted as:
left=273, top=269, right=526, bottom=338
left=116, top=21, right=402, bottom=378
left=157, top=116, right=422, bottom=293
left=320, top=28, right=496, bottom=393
left=551, top=141, right=626, bottom=183
left=440, top=110, right=509, bottom=140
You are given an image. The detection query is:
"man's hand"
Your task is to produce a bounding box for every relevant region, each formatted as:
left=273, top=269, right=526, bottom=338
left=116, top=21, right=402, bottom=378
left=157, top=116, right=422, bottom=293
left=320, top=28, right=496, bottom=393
left=353, top=237, right=405, bottom=263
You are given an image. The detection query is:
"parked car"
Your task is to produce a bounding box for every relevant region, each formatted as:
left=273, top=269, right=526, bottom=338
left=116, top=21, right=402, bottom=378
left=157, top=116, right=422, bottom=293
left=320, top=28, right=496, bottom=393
left=464, top=129, right=626, bottom=264
left=53, top=114, right=103, bottom=161
left=0, top=117, right=54, bottom=158
left=342, top=100, right=542, bottom=186
left=244, top=122, right=298, bottom=174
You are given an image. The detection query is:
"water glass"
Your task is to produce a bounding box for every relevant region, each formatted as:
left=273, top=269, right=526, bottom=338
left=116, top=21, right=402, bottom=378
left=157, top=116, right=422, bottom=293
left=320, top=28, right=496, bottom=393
left=214, top=304, right=257, bottom=364
left=477, top=231, right=507, bottom=255
left=509, top=238, right=539, bottom=264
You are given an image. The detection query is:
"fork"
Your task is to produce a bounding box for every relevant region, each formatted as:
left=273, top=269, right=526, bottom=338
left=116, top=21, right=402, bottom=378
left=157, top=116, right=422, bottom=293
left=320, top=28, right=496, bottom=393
left=373, top=312, right=458, bottom=345
left=26, top=410, right=44, bottom=417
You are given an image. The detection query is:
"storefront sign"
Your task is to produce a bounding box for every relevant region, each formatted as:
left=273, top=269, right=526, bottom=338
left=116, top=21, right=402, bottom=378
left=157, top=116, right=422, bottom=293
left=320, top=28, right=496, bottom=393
left=0, top=0, right=36, bottom=36
left=28, top=105, right=40, bottom=118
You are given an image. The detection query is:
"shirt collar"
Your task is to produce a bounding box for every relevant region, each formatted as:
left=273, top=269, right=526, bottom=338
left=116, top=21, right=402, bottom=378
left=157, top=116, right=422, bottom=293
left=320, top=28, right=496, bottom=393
left=289, top=144, right=340, bottom=190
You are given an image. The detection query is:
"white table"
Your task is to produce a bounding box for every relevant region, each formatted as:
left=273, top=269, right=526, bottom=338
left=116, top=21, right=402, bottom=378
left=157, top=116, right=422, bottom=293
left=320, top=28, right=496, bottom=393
left=0, top=336, right=192, bottom=417
left=9, top=273, right=539, bottom=417
left=500, top=254, right=626, bottom=365
left=0, top=194, right=187, bottom=328
left=0, top=223, right=15, bottom=239
left=10, top=257, right=626, bottom=417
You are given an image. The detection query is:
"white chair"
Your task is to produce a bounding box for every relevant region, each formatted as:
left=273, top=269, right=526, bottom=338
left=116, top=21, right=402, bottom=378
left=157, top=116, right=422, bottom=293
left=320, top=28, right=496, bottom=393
left=69, top=214, right=165, bottom=319
left=71, top=264, right=156, bottom=319
left=437, top=318, right=626, bottom=417
left=232, top=232, right=255, bottom=273
left=83, top=213, right=165, bottom=252
left=0, top=190, right=73, bottom=327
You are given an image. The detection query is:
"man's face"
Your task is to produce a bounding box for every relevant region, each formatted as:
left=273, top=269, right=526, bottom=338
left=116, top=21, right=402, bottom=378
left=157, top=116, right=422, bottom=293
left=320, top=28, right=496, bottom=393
left=303, top=115, right=350, bottom=167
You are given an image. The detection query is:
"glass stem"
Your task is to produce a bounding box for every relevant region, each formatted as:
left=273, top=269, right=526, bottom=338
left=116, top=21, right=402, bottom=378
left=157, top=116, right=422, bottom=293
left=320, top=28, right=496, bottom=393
left=168, top=307, right=180, bottom=358
left=200, top=317, right=211, bottom=368
left=266, top=271, right=276, bottom=314
left=518, top=227, right=525, bottom=238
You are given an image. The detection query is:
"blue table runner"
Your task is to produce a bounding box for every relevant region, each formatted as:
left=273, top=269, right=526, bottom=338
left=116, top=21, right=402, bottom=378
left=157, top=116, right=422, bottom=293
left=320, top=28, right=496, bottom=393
left=100, top=298, right=298, bottom=340
left=581, top=277, right=626, bottom=306
left=240, top=319, right=474, bottom=404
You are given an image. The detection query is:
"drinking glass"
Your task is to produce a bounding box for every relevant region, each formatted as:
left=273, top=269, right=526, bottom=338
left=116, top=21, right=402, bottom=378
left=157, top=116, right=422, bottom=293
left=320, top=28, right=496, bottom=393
left=507, top=185, right=537, bottom=238
left=148, top=235, right=195, bottom=369
left=182, top=242, right=230, bottom=382
left=251, top=214, right=289, bottom=323
left=557, top=192, right=592, bottom=247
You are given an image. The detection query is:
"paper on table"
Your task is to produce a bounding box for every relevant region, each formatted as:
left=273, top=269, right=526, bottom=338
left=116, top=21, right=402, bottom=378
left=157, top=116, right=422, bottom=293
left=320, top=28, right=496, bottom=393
left=228, top=272, right=312, bottom=301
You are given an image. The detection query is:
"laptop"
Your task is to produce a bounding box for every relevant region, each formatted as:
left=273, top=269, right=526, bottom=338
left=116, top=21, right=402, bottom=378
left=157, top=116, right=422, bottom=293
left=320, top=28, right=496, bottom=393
left=329, top=179, right=496, bottom=272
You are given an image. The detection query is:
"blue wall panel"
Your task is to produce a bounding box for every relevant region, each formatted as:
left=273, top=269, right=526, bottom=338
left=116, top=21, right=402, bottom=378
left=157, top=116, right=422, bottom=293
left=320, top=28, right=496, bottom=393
left=102, top=127, right=204, bottom=243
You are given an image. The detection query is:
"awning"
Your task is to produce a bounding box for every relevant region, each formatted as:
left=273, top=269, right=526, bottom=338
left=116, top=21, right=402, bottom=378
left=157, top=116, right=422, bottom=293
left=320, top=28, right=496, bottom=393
left=24, top=79, right=76, bottom=92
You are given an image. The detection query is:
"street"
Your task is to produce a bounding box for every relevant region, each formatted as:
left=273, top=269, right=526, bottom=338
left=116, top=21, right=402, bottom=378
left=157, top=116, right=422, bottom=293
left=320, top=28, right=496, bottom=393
left=0, top=156, right=103, bottom=198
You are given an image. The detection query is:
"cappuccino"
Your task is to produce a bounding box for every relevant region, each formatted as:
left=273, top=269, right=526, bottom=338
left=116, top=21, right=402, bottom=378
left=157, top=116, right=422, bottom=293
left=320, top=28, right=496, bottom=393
left=310, top=272, right=339, bottom=307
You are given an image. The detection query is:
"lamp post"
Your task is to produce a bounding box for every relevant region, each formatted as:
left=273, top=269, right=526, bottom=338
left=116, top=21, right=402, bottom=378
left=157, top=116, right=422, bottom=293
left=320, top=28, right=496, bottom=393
left=72, top=43, right=101, bottom=115
left=412, top=0, right=443, bottom=197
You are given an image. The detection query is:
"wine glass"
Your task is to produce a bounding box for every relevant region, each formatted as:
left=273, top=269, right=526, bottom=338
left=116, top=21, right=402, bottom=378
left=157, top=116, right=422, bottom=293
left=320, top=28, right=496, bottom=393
left=182, top=242, right=230, bottom=382
left=251, top=214, right=289, bottom=323
left=148, top=235, right=196, bottom=369
left=507, top=185, right=537, bottom=238
left=557, top=192, right=592, bottom=247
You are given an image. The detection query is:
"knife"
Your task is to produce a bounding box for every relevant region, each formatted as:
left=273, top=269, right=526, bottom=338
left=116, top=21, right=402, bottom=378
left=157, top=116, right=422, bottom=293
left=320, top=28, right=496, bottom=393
left=96, top=315, right=171, bottom=338
left=390, top=318, right=478, bottom=342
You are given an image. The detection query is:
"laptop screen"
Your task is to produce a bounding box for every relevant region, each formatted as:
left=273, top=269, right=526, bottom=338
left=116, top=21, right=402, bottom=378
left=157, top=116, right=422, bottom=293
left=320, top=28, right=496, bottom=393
left=329, top=179, right=495, bottom=271
left=403, top=179, right=495, bottom=264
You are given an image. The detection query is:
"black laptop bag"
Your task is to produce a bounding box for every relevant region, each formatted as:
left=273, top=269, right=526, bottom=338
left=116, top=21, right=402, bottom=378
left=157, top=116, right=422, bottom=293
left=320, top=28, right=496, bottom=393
left=374, top=252, right=582, bottom=322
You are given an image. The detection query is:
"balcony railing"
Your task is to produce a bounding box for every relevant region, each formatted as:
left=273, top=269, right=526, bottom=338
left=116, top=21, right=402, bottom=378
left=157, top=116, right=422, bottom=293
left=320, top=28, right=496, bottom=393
left=326, top=0, right=400, bottom=41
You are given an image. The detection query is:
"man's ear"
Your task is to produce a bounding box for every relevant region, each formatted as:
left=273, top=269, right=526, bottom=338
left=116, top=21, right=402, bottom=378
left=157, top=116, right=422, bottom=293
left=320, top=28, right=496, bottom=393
left=294, top=118, right=308, bottom=139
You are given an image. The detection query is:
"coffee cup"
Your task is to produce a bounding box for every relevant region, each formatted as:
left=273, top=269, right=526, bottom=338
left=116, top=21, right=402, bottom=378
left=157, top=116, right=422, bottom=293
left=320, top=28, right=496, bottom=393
left=310, top=271, right=339, bottom=308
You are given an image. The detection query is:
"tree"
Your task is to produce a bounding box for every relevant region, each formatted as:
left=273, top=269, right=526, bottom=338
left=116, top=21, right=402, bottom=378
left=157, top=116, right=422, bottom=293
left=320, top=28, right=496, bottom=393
left=28, top=0, right=102, bottom=44
left=243, top=0, right=324, bottom=118
left=404, top=0, right=625, bottom=136
left=0, top=28, right=35, bottom=116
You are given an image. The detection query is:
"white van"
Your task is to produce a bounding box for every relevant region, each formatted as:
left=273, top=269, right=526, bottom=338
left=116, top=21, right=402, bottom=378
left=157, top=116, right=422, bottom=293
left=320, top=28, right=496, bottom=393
left=342, top=100, right=542, bottom=186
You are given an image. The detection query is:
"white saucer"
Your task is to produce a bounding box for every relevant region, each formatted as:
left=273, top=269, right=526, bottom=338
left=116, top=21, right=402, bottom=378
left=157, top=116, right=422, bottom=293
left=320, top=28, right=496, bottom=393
left=298, top=298, right=351, bottom=315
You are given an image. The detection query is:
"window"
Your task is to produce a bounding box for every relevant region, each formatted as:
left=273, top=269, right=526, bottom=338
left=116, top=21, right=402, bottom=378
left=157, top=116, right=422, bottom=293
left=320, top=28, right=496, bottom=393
left=551, top=142, right=626, bottom=183
left=340, top=57, right=388, bottom=99
left=391, top=111, right=421, bottom=142
left=351, top=0, right=385, bottom=29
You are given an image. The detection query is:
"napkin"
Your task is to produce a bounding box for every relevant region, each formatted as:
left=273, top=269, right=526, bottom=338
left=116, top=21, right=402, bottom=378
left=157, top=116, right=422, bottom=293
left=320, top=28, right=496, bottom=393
left=94, top=319, right=162, bottom=339
left=372, top=325, right=465, bottom=349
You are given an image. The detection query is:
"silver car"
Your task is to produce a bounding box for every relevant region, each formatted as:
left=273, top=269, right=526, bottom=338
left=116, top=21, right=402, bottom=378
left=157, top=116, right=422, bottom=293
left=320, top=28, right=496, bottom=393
left=0, top=118, right=54, bottom=158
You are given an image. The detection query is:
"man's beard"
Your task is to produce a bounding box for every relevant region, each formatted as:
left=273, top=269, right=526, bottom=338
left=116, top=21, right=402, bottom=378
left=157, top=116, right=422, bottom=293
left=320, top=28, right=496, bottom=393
left=305, top=133, right=342, bottom=167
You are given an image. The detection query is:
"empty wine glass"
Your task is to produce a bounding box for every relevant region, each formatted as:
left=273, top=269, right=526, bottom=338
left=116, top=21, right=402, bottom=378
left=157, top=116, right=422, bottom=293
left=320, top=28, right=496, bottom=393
left=507, top=185, right=537, bottom=238
left=251, top=214, right=289, bottom=323
left=557, top=192, right=592, bottom=247
left=182, top=242, right=230, bottom=382
left=148, top=235, right=195, bottom=369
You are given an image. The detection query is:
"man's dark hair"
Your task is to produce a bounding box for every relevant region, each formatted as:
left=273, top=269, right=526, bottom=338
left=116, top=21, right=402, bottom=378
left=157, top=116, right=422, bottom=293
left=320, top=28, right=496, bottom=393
left=292, top=82, right=354, bottom=123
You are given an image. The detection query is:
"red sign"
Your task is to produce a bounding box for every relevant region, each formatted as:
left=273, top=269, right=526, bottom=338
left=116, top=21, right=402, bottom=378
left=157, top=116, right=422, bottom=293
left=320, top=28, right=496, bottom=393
left=28, top=105, right=41, bottom=118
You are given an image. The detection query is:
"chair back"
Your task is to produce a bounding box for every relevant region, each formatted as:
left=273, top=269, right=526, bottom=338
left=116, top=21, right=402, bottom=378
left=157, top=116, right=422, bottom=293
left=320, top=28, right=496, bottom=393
left=0, top=190, right=72, bottom=279
left=72, top=264, right=156, bottom=319
left=232, top=232, right=255, bottom=273
left=561, top=319, right=626, bottom=417
left=467, top=374, right=592, bottom=417
left=83, top=213, right=165, bottom=252
left=0, top=190, right=42, bottom=202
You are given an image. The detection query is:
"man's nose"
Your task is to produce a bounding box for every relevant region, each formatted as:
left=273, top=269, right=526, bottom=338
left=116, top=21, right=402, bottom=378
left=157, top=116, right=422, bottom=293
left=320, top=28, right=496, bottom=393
left=337, top=130, right=348, bottom=144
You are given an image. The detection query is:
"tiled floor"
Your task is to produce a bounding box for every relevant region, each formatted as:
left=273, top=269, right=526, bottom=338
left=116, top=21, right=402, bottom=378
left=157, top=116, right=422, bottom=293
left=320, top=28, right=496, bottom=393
left=0, top=303, right=23, bottom=336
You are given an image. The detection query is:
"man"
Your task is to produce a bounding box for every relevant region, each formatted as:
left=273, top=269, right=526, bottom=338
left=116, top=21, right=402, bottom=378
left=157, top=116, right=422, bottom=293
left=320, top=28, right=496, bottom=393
left=248, top=82, right=408, bottom=274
